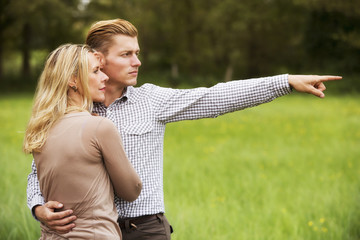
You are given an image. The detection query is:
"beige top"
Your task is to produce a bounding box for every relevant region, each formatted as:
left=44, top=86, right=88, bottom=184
left=34, top=112, right=142, bottom=239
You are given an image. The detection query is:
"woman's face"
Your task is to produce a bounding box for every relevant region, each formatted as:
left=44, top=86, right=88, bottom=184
left=88, top=52, right=108, bottom=102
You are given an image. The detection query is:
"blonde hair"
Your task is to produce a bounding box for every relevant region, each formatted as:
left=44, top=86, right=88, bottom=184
left=23, top=44, right=94, bottom=154
left=86, top=18, right=138, bottom=55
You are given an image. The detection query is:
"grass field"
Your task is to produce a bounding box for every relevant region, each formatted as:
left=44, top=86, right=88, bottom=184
left=0, top=93, right=359, bottom=239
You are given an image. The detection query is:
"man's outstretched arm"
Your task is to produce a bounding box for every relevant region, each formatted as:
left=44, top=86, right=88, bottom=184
left=27, top=160, right=76, bottom=233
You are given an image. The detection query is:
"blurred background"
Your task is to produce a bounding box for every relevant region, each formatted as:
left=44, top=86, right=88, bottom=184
left=1, top=0, right=360, bottom=92
left=1, top=1, right=360, bottom=239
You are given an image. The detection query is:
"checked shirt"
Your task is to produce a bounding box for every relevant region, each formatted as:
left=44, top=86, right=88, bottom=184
left=27, top=74, right=291, bottom=218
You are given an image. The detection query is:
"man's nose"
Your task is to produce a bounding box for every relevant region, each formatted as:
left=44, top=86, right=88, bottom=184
left=131, top=55, right=141, bottom=67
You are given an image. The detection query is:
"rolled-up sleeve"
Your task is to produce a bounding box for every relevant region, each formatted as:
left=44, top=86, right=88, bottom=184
left=27, top=160, right=45, bottom=220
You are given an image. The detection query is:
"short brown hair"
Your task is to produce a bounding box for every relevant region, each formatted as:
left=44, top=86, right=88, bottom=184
left=86, top=19, right=138, bottom=55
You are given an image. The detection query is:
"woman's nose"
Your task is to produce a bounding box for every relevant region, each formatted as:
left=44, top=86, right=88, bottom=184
left=101, top=71, right=109, bottom=82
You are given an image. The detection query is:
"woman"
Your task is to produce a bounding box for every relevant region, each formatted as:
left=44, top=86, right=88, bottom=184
left=23, top=44, right=142, bottom=239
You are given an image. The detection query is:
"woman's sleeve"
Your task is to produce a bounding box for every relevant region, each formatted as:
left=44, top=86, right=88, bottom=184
left=96, top=118, right=142, bottom=202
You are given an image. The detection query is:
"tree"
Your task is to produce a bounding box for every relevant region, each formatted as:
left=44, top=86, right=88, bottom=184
left=0, top=0, right=16, bottom=81
left=295, top=0, right=360, bottom=73
left=0, top=0, right=83, bottom=84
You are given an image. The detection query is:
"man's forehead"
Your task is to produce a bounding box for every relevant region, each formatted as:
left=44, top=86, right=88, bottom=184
left=108, top=35, right=139, bottom=51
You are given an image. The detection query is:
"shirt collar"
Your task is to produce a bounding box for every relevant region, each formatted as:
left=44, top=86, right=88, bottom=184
left=122, top=86, right=133, bottom=103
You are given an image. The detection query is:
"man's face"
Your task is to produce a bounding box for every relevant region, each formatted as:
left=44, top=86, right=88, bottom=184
left=102, top=35, right=141, bottom=89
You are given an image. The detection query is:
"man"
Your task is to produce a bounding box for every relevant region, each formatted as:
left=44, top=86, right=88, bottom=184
left=27, top=19, right=341, bottom=240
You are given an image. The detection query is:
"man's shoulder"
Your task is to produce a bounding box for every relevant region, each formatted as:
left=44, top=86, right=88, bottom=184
left=132, top=83, right=159, bottom=91
left=130, top=83, right=172, bottom=99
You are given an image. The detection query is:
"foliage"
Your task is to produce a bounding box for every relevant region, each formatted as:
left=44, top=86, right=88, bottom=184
left=1, top=0, right=360, bottom=91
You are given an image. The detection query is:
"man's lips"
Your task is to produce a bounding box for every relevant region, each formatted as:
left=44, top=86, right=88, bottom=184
left=129, top=70, right=138, bottom=76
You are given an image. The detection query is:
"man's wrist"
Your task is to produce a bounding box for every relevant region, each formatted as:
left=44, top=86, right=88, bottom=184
left=32, top=204, right=43, bottom=221
left=28, top=194, right=46, bottom=219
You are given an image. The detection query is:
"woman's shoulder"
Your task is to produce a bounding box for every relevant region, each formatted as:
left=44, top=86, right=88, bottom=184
left=89, top=115, right=117, bottom=134
left=70, top=112, right=113, bottom=131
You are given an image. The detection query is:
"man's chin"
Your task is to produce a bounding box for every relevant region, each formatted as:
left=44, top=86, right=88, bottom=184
left=128, top=79, right=137, bottom=86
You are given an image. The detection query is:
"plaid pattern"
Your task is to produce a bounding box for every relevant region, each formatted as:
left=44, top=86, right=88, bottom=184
left=27, top=74, right=291, bottom=218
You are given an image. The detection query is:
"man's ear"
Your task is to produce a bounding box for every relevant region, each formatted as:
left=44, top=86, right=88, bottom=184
left=94, top=51, right=106, bottom=68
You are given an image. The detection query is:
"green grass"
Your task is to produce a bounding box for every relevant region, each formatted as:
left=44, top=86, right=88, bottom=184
left=0, top=94, right=40, bottom=239
left=1, top=93, right=359, bottom=239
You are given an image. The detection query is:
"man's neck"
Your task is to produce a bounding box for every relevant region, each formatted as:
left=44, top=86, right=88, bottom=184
left=104, top=84, right=126, bottom=107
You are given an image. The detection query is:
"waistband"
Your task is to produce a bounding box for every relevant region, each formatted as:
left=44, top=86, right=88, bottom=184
left=117, top=213, right=163, bottom=229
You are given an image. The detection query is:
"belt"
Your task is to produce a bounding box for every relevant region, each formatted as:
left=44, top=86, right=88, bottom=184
left=117, top=213, right=163, bottom=229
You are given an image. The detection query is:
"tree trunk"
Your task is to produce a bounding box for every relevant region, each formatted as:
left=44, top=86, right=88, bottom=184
left=22, top=22, right=31, bottom=77
left=0, top=30, right=3, bottom=81
left=169, top=63, right=180, bottom=87
left=0, top=0, right=12, bottom=82
left=171, top=63, right=179, bottom=79
left=224, top=64, right=233, bottom=82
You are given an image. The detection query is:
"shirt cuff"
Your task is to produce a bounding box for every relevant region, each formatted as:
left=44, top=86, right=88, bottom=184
left=29, top=196, right=46, bottom=221
left=272, top=74, right=292, bottom=97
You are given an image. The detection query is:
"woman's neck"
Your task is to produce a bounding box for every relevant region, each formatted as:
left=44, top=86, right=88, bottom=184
left=67, top=90, right=87, bottom=112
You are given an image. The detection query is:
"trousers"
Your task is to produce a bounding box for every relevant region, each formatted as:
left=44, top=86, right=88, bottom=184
left=118, top=213, right=173, bottom=240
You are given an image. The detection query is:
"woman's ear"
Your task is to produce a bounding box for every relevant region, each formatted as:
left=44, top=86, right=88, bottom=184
left=68, top=76, right=78, bottom=92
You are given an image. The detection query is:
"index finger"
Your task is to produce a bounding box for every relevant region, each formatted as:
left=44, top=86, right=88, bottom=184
left=318, top=75, right=342, bottom=82
left=48, top=209, right=74, bottom=221
left=52, top=222, right=76, bottom=234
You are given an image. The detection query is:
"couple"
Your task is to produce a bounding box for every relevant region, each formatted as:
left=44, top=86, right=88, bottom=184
left=25, top=19, right=341, bottom=239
